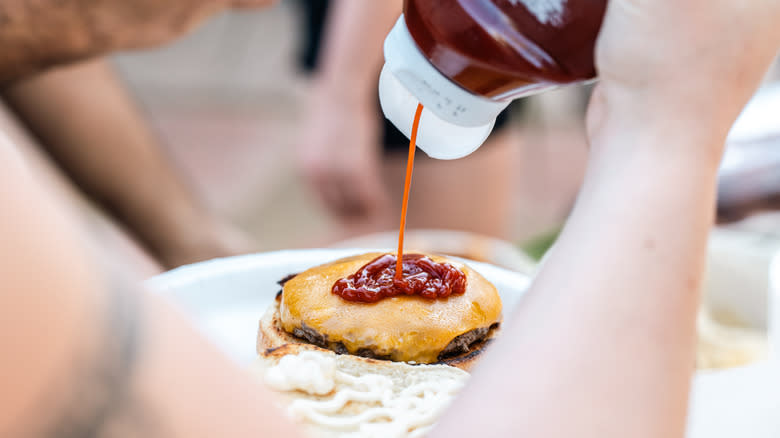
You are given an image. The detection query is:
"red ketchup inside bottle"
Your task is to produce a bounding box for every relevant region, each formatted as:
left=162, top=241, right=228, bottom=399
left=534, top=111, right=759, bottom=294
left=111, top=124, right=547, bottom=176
left=404, top=0, right=608, bottom=99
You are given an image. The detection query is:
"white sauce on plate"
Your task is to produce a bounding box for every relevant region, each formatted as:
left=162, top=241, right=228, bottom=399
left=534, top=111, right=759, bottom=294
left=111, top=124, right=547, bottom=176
left=261, top=351, right=468, bottom=437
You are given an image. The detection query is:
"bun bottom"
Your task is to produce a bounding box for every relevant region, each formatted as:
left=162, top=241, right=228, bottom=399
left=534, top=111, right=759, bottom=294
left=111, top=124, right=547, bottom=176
left=257, top=293, right=497, bottom=371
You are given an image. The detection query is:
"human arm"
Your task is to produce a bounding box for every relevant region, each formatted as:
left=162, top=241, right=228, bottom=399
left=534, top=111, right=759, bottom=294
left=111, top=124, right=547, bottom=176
left=435, top=104, right=719, bottom=438
left=0, top=138, right=301, bottom=437
left=433, top=1, right=780, bottom=437
left=296, top=0, right=402, bottom=223
left=0, top=0, right=274, bottom=85
left=2, top=58, right=254, bottom=268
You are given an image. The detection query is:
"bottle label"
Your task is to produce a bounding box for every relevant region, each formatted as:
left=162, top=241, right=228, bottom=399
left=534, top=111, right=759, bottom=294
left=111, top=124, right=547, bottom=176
left=509, top=0, right=567, bottom=26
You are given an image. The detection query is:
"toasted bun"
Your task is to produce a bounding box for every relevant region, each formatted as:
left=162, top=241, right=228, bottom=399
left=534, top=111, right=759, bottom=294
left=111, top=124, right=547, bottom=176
left=278, top=252, right=502, bottom=364
left=252, top=343, right=469, bottom=438
left=258, top=292, right=497, bottom=371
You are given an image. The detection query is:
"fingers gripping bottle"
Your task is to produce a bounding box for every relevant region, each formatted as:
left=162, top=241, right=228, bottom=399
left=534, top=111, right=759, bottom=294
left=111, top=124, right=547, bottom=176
left=379, top=0, right=608, bottom=159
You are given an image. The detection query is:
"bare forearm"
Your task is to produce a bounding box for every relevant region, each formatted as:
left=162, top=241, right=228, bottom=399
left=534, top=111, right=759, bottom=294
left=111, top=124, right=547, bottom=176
left=133, top=290, right=303, bottom=438
left=2, top=59, right=236, bottom=266
left=3, top=60, right=179, bottom=213
left=7, top=275, right=302, bottom=438
left=0, top=144, right=300, bottom=437
left=0, top=0, right=232, bottom=86
left=434, top=107, right=722, bottom=437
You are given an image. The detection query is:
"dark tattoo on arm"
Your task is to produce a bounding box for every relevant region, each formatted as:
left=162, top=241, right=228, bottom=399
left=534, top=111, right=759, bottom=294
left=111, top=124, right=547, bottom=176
left=0, top=7, right=10, bottom=26
left=34, top=279, right=163, bottom=438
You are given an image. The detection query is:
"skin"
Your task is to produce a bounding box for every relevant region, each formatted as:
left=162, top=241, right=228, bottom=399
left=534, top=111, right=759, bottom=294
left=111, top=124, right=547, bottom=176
left=0, top=0, right=778, bottom=437
left=295, top=0, right=400, bottom=226
left=2, top=59, right=255, bottom=269
left=295, top=0, right=520, bottom=238
left=433, top=0, right=780, bottom=437
left=0, top=1, right=301, bottom=437
left=0, top=136, right=302, bottom=437
left=0, top=0, right=275, bottom=85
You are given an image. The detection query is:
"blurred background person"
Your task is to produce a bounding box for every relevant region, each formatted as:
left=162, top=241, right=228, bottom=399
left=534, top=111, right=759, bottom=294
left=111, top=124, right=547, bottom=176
left=294, top=0, right=524, bottom=241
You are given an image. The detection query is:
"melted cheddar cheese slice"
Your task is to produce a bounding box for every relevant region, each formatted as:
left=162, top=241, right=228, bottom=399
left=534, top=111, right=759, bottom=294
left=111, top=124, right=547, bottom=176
left=280, top=253, right=502, bottom=363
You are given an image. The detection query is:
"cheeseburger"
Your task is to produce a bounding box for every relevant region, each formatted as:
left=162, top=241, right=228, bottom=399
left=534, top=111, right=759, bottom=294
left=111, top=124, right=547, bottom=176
left=258, top=252, right=502, bottom=370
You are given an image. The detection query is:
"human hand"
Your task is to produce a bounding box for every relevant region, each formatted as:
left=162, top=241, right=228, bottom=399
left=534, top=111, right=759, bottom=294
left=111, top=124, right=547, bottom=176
left=589, top=0, right=780, bottom=162
left=0, top=0, right=275, bottom=83
left=78, top=0, right=276, bottom=50
left=296, top=83, right=392, bottom=224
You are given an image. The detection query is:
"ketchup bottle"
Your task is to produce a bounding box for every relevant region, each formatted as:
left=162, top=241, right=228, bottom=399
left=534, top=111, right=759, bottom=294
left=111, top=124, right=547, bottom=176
left=379, top=0, right=608, bottom=159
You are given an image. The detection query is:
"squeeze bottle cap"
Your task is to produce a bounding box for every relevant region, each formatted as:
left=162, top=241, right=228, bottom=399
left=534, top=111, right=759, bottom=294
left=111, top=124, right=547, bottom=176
left=379, top=16, right=509, bottom=160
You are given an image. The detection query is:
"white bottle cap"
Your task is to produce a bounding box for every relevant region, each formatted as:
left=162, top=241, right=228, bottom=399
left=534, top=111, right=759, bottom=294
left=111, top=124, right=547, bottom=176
left=379, top=16, right=509, bottom=160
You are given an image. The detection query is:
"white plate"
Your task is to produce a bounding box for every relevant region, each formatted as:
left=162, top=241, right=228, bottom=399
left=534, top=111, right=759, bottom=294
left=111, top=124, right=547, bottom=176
left=146, top=248, right=531, bottom=364
left=147, top=248, right=780, bottom=438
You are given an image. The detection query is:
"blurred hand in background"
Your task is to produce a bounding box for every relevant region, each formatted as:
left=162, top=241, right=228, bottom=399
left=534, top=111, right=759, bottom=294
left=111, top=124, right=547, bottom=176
left=293, top=0, right=400, bottom=229
left=294, top=0, right=523, bottom=240
left=296, top=77, right=391, bottom=225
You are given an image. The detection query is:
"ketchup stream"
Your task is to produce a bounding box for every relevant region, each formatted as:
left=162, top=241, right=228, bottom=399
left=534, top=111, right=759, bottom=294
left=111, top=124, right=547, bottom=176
left=332, top=103, right=467, bottom=303
left=395, top=103, right=424, bottom=280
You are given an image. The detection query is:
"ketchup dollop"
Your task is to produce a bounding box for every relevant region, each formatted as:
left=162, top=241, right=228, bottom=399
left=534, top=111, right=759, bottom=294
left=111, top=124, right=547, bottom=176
left=332, top=254, right=467, bottom=303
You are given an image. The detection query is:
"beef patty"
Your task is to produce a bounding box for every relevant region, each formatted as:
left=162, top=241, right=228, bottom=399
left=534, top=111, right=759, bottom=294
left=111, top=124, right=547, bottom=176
left=291, top=322, right=497, bottom=361
left=277, top=274, right=498, bottom=362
